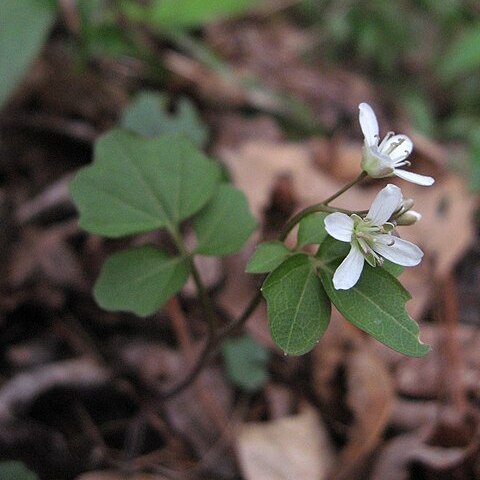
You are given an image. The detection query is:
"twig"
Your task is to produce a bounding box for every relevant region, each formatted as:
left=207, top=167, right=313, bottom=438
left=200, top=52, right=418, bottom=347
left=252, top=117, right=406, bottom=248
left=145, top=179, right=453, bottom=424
left=0, top=112, right=98, bottom=144
left=439, top=272, right=468, bottom=413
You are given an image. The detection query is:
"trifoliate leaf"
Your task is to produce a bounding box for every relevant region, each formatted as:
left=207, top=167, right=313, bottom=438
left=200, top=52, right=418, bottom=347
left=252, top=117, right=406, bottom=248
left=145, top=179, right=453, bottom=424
left=94, top=245, right=190, bottom=316
left=121, top=91, right=208, bottom=147
left=0, top=0, right=56, bottom=108
left=222, top=334, right=270, bottom=392
left=296, top=212, right=328, bottom=248
left=193, top=184, right=257, bottom=256
left=262, top=254, right=331, bottom=356
left=246, top=241, right=291, bottom=274
left=317, top=237, right=430, bottom=357
left=70, top=130, right=221, bottom=237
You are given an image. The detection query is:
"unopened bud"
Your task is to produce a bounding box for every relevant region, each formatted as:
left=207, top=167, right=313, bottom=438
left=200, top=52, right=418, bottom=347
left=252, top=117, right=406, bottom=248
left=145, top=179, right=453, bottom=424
left=401, top=198, right=414, bottom=211
left=395, top=210, right=421, bottom=226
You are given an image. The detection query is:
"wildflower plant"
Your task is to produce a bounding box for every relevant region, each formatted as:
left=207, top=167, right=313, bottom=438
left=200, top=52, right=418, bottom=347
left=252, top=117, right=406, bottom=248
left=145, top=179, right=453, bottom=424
left=71, top=98, right=432, bottom=394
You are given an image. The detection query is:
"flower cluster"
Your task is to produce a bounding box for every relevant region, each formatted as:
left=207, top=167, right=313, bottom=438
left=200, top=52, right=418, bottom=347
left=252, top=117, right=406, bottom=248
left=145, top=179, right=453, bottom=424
left=324, top=103, right=434, bottom=290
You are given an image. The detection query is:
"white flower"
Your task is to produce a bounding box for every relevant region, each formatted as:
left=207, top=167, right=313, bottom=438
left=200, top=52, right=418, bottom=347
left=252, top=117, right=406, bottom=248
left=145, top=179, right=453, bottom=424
left=359, top=103, right=434, bottom=186
left=324, top=184, right=424, bottom=290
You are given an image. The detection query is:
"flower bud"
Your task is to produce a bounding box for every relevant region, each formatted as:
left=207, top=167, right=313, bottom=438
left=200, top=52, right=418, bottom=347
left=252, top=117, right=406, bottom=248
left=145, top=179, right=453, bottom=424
left=395, top=210, right=422, bottom=226
left=400, top=198, right=414, bottom=212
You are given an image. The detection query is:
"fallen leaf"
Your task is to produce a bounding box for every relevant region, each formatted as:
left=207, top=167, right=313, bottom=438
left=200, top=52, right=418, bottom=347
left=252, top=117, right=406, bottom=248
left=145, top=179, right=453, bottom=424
left=8, top=225, right=86, bottom=290
left=398, top=174, right=475, bottom=279
left=331, top=345, right=395, bottom=480
left=371, top=410, right=480, bottom=480
left=237, top=406, right=335, bottom=480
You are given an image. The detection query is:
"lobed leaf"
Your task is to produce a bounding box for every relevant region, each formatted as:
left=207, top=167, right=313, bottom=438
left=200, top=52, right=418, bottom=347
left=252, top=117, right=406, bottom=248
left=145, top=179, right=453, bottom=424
left=246, top=241, right=292, bottom=274
left=94, top=245, right=190, bottom=317
left=222, top=334, right=270, bottom=392
left=193, top=184, right=257, bottom=256
left=262, top=254, right=331, bottom=356
left=70, top=130, right=221, bottom=237
left=317, top=237, right=430, bottom=357
left=121, top=91, right=208, bottom=147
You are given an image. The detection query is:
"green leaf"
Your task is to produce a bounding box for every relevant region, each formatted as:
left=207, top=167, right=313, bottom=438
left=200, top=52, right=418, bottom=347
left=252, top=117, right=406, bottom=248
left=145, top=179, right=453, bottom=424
left=262, top=254, right=331, bottom=356
left=94, top=245, right=190, bottom=316
left=438, top=25, right=480, bottom=81
left=246, top=241, right=291, bottom=274
left=382, top=260, right=404, bottom=277
left=0, top=461, right=38, bottom=480
left=121, top=91, right=208, bottom=147
left=297, top=212, right=328, bottom=248
left=120, top=0, right=256, bottom=29
left=0, top=0, right=56, bottom=108
left=222, top=334, right=270, bottom=392
left=193, top=184, right=257, bottom=256
left=70, top=130, right=221, bottom=237
left=317, top=237, right=430, bottom=357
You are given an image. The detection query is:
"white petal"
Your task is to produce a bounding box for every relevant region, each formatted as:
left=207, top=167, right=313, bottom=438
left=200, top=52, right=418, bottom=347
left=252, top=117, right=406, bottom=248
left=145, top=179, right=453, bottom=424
left=324, top=212, right=354, bottom=242
left=373, top=236, right=423, bottom=266
left=359, top=103, right=379, bottom=146
left=379, top=134, right=413, bottom=161
left=367, top=184, right=403, bottom=225
left=333, top=245, right=365, bottom=290
left=394, top=169, right=435, bottom=186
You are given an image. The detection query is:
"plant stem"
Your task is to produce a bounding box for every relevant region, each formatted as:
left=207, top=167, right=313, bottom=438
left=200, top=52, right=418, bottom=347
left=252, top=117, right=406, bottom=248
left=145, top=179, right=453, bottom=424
left=170, top=227, right=217, bottom=334
left=161, top=172, right=368, bottom=398
left=280, top=171, right=368, bottom=241
left=187, top=256, right=217, bottom=334
left=322, top=171, right=367, bottom=205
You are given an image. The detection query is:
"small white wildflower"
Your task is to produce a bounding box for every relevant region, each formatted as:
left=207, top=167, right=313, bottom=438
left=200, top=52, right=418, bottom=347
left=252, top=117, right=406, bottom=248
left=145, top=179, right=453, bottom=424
left=324, top=184, right=424, bottom=290
left=359, top=103, right=434, bottom=186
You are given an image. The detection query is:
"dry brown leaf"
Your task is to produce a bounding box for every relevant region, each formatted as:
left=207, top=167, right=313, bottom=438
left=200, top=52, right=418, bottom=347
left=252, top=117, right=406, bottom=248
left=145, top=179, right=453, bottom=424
left=310, top=137, right=364, bottom=182
left=331, top=345, right=395, bottom=480
left=237, top=406, right=335, bottom=480
left=218, top=140, right=369, bottom=222
left=399, top=175, right=475, bottom=278
left=8, top=225, right=86, bottom=290
left=371, top=410, right=480, bottom=480
left=217, top=250, right=274, bottom=350
left=392, top=324, right=480, bottom=402
left=211, top=113, right=283, bottom=152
